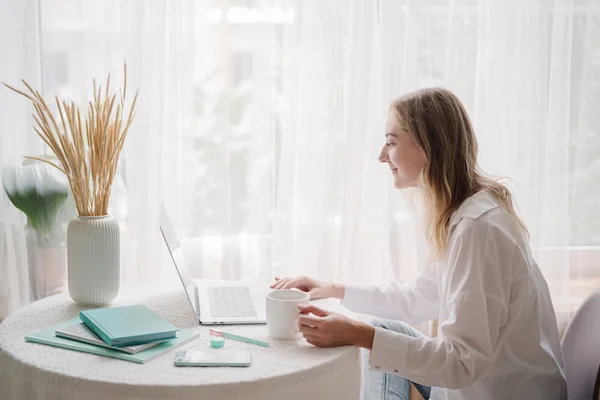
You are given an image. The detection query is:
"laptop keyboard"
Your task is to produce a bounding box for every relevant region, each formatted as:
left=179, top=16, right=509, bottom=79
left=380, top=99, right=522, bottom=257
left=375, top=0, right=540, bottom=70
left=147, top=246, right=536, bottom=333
left=208, top=287, right=258, bottom=318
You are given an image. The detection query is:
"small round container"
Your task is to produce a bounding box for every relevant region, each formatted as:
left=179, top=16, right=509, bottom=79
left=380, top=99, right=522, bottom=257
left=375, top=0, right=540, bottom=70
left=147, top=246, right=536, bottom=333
left=210, top=336, right=225, bottom=348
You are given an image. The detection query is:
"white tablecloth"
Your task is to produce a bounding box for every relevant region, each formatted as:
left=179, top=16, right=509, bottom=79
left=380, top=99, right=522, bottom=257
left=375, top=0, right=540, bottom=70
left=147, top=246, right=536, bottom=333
left=0, top=285, right=360, bottom=400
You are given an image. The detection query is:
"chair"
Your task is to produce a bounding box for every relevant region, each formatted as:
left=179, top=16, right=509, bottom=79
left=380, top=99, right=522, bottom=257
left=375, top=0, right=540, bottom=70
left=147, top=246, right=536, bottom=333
left=561, top=289, right=600, bottom=400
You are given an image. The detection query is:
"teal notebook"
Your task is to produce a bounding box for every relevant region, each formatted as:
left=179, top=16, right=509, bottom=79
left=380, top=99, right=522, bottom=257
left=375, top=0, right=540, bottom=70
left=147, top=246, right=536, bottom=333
left=25, top=317, right=199, bottom=364
left=80, top=305, right=178, bottom=346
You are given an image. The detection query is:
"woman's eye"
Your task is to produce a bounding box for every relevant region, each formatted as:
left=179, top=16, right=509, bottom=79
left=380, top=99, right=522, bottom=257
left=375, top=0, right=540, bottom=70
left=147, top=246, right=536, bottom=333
left=385, top=142, right=394, bottom=147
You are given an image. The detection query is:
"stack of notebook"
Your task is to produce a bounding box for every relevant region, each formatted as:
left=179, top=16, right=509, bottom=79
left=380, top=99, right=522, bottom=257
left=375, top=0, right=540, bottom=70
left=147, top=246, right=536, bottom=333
left=25, top=305, right=199, bottom=364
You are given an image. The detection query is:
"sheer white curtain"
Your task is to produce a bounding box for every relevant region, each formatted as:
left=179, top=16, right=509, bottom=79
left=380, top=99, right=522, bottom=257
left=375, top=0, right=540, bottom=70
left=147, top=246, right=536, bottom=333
left=1, top=0, right=599, bottom=330
left=0, top=0, right=45, bottom=318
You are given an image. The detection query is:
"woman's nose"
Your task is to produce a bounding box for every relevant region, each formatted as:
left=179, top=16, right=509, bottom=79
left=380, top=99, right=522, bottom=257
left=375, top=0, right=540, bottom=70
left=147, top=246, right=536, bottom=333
left=378, top=147, right=388, bottom=163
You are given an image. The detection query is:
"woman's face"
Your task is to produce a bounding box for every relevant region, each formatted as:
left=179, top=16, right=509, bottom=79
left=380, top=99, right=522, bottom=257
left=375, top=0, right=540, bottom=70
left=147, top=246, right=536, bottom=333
left=379, top=111, right=426, bottom=189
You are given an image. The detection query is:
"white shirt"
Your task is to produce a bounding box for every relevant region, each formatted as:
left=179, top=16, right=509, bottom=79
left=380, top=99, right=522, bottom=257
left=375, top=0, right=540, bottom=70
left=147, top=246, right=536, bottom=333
left=342, top=191, right=567, bottom=400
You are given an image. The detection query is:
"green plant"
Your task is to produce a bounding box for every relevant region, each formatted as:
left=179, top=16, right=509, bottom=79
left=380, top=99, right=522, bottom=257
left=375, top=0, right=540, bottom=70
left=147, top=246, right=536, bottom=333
left=2, top=159, right=69, bottom=237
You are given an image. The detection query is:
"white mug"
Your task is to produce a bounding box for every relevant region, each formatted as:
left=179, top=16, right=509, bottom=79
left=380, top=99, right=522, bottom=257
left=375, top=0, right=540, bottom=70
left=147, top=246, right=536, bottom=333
left=266, top=289, right=310, bottom=340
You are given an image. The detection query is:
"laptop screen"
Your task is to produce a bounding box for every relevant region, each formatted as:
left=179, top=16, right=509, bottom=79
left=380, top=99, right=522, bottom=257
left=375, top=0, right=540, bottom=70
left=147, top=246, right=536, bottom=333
left=159, top=204, right=199, bottom=317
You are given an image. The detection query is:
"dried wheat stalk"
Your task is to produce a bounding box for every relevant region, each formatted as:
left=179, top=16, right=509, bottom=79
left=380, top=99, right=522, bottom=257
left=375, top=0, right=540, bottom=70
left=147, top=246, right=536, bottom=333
left=3, top=64, right=138, bottom=217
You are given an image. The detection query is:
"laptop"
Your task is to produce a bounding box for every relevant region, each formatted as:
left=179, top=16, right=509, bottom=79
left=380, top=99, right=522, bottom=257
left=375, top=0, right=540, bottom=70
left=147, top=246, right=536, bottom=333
left=160, top=205, right=267, bottom=325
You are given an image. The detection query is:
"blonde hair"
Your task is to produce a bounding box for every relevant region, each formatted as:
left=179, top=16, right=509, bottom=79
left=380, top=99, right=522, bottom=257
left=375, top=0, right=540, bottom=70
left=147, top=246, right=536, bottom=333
left=390, top=87, right=527, bottom=259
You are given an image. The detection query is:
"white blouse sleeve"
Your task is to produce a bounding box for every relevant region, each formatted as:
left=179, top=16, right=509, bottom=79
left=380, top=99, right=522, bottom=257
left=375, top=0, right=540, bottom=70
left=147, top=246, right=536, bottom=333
left=341, top=264, right=439, bottom=325
left=368, top=219, right=511, bottom=389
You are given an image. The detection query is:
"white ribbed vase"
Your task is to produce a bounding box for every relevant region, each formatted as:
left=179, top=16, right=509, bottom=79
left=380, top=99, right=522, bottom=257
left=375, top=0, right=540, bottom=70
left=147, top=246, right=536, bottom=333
left=67, top=215, right=120, bottom=306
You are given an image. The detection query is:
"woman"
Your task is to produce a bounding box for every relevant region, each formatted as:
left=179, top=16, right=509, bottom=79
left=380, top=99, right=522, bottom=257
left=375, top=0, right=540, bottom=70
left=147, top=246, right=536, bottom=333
left=271, top=88, right=566, bottom=400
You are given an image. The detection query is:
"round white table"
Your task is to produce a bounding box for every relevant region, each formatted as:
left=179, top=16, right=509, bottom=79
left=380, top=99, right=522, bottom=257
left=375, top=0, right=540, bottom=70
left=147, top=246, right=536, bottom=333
left=0, top=285, right=360, bottom=400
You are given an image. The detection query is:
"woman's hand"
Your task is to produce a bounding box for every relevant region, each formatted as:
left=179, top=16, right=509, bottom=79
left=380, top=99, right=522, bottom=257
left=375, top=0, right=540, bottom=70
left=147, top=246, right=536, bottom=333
left=270, top=276, right=344, bottom=300
left=297, top=304, right=375, bottom=349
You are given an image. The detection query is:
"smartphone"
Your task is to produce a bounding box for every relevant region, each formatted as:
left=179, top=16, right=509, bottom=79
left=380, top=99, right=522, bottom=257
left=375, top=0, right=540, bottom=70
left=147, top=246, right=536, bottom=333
left=173, top=350, right=252, bottom=367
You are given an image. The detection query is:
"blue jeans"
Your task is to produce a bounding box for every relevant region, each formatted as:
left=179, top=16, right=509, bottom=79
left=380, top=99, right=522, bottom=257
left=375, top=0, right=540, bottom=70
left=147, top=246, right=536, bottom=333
left=361, top=319, right=431, bottom=400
